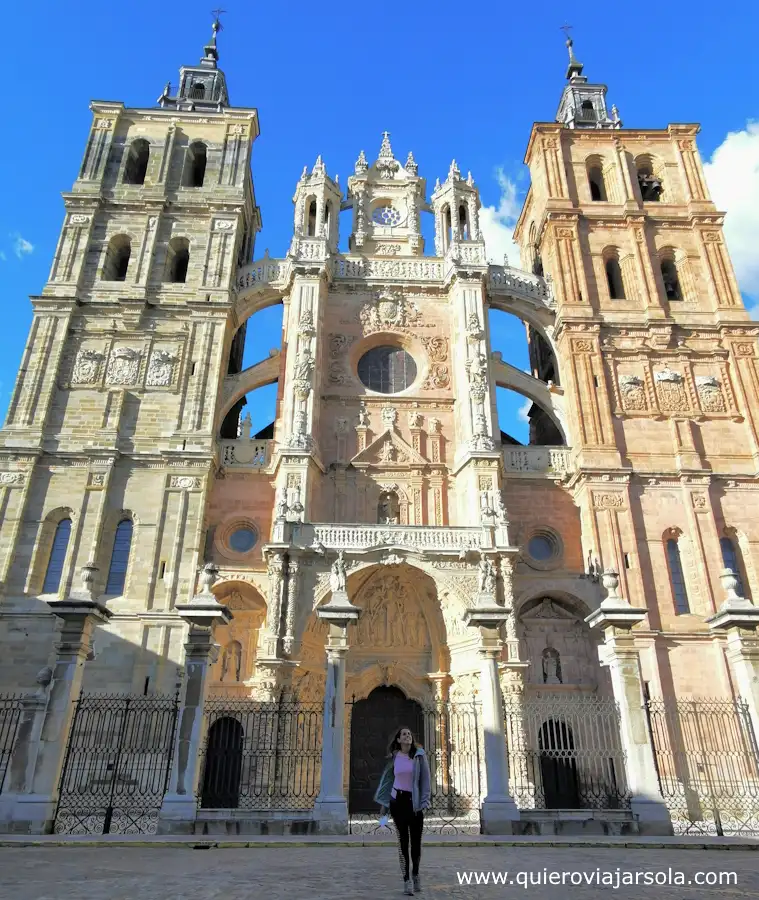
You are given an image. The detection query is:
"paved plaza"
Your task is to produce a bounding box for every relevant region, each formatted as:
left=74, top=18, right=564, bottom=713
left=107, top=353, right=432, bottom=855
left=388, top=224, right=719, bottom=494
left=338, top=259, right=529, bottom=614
left=2, top=844, right=759, bottom=900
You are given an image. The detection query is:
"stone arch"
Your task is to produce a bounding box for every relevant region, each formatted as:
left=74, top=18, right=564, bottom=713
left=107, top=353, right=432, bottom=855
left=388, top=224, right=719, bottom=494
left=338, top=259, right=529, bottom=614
left=514, top=589, right=603, bottom=690
left=491, top=357, right=568, bottom=442
left=209, top=580, right=267, bottom=689
left=218, top=350, right=281, bottom=427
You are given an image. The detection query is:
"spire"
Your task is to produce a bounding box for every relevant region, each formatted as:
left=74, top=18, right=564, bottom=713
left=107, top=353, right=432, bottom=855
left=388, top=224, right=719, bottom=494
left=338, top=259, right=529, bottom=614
left=378, top=131, right=394, bottom=159
left=158, top=11, right=230, bottom=110
left=560, top=25, right=584, bottom=81
left=375, top=132, right=399, bottom=179
left=202, top=10, right=225, bottom=66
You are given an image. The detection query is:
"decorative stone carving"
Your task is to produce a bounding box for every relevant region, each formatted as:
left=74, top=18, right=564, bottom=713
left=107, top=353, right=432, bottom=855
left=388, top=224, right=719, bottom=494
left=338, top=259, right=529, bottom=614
left=329, top=550, right=348, bottom=593
left=421, top=336, right=448, bottom=363
left=105, top=347, right=141, bottom=385
left=593, top=492, right=625, bottom=509
left=381, top=406, right=398, bottom=430
left=265, top=552, right=286, bottom=634
left=358, top=290, right=421, bottom=333
left=618, top=374, right=646, bottom=411
left=422, top=365, right=450, bottom=390
left=355, top=574, right=429, bottom=649
left=96, top=118, right=113, bottom=129
left=298, top=306, right=316, bottom=335
left=293, top=346, right=315, bottom=383
left=478, top=555, right=497, bottom=595
left=357, top=401, right=370, bottom=427
left=69, top=214, right=91, bottom=225
left=214, top=220, right=235, bottom=231
left=691, top=493, right=708, bottom=511
left=72, top=349, right=105, bottom=385
left=696, top=375, right=726, bottom=412
left=335, top=417, right=349, bottom=435
left=0, top=472, right=24, bottom=485
left=542, top=646, right=562, bottom=684
left=220, top=641, right=243, bottom=682
left=146, top=349, right=178, bottom=387
left=170, top=475, right=201, bottom=490
left=428, top=417, right=441, bottom=433
left=407, top=410, right=423, bottom=428
left=328, top=361, right=349, bottom=385
left=655, top=366, right=689, bottom=412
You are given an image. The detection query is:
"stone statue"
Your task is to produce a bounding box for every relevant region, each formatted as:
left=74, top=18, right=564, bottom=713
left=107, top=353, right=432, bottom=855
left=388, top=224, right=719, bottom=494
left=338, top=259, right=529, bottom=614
left=330, top=550, right=347, bottom=593
left=357, top=401, right=369, bottom=427
left=478, top=555, right=496, bottom=595
left=220, top=641, right=242, bottom=682
left=542, top=646, right=562, bottom=684
left=294, top=347, right=314, bottom=381
left=275, top=486, right=289, bottom=520
left=494, top=492, right=508, bottom=525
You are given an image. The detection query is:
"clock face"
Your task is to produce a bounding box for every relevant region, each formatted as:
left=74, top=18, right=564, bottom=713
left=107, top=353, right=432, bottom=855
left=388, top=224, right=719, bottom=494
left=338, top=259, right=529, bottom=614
left=371, top=204, right=405, bottom=227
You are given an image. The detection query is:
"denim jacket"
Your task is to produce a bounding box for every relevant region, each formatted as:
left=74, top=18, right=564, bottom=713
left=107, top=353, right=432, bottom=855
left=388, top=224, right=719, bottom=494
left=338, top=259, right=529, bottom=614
left=373, top=747, right=431, bottom=814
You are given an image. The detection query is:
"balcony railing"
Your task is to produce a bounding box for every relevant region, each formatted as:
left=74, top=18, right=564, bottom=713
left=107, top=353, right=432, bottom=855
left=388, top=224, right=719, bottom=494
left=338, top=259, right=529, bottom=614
left=488, top=265, right=555, bottom=308
left=503, top=445, right=572, bottom=476
left=292, top=523, right=496, bottom=553
left=235, top=256, right=291, bottom=294
left=219, top=438, right=271, bottom=469
left=333, top=256, right=444, bottom=282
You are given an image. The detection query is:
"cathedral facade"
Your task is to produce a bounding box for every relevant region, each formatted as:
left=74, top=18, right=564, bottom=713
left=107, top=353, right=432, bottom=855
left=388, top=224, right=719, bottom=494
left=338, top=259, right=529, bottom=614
left=1, top=26, right=758, bottom=838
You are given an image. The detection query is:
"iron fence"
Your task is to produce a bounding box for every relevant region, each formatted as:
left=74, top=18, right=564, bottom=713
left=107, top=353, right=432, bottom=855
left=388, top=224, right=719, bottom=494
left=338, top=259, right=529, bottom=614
left=504, top=692, right=631, bottom=810
left=349, top=701, right=482, bottom=835
left=54, top=693, right=179, bottom=835
left=646, top=697, right=759, bottom=836
left=198, top=697, right=323, bottom=811
left=0, top=694, right=24, bottom=794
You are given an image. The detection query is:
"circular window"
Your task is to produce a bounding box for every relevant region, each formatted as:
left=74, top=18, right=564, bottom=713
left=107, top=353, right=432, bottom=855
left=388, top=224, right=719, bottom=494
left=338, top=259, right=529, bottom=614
left=528, top=535, right=554, bottom=561
left=372, top=205, right=403, bottom=227
left=358, top=346, right=417, bottom=394
left=524, top=528, right=562, bottom=570
left=228, top=527, right=257, bottom=554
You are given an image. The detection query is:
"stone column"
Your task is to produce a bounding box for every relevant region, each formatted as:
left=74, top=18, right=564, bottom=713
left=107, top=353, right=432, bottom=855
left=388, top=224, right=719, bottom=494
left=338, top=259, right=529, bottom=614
left=586, top=569, right=672, bottom=835
left=158, top=564, right=231, bottom=835
left=464, top=563, right=520, bottom=834
left=706, top=569, right=759, bottom=742
left=313, top=580, right=359, bottom=834
left=7, top=566, right=111, bottom=833
left=0, top=669, right=52, bottom=831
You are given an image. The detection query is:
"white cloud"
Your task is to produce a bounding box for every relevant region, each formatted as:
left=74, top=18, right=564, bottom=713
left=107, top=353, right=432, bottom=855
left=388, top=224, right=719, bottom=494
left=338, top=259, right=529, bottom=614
left=703, top=122, right=759, bottom=314
left=517, top=398, right=532, bottom=423
left=0, top=251, right=6, bottom=262
left=12, top=234, right=34, bottom=259
left=479, top=168, right=521, bottom=265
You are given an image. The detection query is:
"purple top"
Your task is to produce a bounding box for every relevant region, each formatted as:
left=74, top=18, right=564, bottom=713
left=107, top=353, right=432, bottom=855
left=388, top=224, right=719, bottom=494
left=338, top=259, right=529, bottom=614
left=391, top=752, right=414, bottom=797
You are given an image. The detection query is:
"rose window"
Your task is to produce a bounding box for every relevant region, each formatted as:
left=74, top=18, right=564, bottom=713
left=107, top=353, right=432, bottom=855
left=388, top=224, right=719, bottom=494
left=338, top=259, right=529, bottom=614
left=372, top=205, right=403, bottom=227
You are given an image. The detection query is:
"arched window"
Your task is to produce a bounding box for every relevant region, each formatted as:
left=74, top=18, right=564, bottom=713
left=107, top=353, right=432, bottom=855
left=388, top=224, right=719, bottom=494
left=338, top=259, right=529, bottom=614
left=102, top=235, right=131, bottom=282
left=377, top=491, right=400, bottom=525
left=166, top=237, right=190, bottom=283
left=123, top=139, right=150, bottom=185
left=660, top=258, right=682, bottom=301
left=720, top=536, right=746, bottom=597
left=605, top=255, right=625, bottom=299
left=324, top=200, right=332, bottom=235
left=184, top=141, right=207, bottom=187
left=666, top=537, right=690, bottom=614
left=189, top=81, right=206, bottom=99
left=636, top=157, right=663, bottom=201
left=42, top=518, right=72, bottom=594
left=105, top=519, right=133, bottom=595
left=307, top=200, right=317, bottom=236
left=588, top=165, right=607, bottom=201
left=459, top=205, right=469, bottom=240
left=444, top=205, right=452, bottom=249
left=579, top=100, right=596, bottom=123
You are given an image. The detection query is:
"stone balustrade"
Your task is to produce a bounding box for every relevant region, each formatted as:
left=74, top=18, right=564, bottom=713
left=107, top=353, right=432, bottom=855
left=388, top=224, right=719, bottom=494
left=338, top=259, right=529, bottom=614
left=333, top=256, right=444, bottom=282
left=293, top=522, right=495, bottom=553
left=488, top=265, right=554, bottom=308
left=502, top=445, right=572, bottom=476
left=219, top=438, right=271, bottom=469
left=235, top=257, right=291, bottom=293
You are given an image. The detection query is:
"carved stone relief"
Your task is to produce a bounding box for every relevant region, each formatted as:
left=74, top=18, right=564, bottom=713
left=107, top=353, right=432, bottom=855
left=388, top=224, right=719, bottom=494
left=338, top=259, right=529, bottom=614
left=105, top=347, right=141, bottom=386
left=146, top=349, right=178, bottom=387
left=72, top=349, right=105, bottom=385
left=695, top=375, right=726, bottom=413
left=618, top=374, right=646, bottom=411
left=519, top=598, right=599, bottom=688
left=654, top=366, right=689, bottom=413
left=355, top=574, right=430, bottom=649
left=358, top=290, right=421, bottom=333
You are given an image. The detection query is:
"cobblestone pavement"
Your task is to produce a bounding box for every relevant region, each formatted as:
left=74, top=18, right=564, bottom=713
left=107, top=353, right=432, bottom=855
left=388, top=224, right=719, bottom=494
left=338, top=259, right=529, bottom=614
left=2, top=846, right=759, bottom=900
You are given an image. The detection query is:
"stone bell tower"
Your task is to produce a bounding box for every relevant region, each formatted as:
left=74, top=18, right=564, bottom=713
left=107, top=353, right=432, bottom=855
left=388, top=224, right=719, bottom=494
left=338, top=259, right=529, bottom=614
left=0, top=18, right=261, bottom=690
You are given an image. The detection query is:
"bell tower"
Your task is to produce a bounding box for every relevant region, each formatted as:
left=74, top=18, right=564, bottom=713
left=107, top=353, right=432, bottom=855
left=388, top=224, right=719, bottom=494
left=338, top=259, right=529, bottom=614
left=346, top=133, right=425, bottom=255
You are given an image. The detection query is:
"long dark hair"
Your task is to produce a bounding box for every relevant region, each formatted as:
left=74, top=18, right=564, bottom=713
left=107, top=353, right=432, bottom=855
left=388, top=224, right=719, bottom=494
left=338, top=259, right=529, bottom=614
left=387, top=725, right=418, bottom=759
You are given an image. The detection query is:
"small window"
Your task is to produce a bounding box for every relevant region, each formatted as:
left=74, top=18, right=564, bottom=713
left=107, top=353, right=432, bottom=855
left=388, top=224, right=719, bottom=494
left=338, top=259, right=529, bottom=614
left=528, top=535, right=553, bottom=561
left=189, top=81, right=206, bottom=99
left=720, top=537, right=746, bottom=597
left=103, top=236, right=131, bottom=282
left=660, top=259, right=682, bottom=301
left=185, top=142, right=207, bottom=188
left=106, top=519, right=133, bottom=595
left=666, top=538, right=690, bottom=614
left=357, top=346, right=417, bottom=394
left=588, top=165, right=607, bottom=201
left=42, top=518, right=72, bottom=594
left=166, top=237, right=190, bottom=283
left=605, top=257, right=625, bottom=299
left=579, top=100, right=596, bottom=123
left=637, top=161, right=663, bottom=201
left=228, top=527, right=257, bottom=553
left=459, top=205, right=469, bottom=240
left=123, top=139, right=150, bottom=185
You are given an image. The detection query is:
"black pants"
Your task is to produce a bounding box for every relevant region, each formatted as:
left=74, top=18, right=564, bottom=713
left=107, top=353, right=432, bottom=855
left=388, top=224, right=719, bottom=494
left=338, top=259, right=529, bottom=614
left=390, top=790, right=424, bottom=880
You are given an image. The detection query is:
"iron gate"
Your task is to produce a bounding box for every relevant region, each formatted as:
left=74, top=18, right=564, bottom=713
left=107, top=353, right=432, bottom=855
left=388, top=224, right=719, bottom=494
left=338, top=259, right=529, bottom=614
left=646, top=697, right=759, bottom=836
left=54, top=693, right=178, bottom=835
left=348, top=700, right=482, bottom=834
left=0, top=694, right=23, bottom=794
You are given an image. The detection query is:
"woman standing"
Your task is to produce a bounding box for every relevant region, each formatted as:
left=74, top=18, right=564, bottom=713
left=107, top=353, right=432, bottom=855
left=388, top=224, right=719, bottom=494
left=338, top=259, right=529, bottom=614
left=374, top=725, right=431, bottom=895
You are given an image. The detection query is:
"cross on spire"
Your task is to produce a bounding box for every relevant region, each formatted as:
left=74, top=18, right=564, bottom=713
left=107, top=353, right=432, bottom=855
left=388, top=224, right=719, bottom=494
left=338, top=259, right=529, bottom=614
left=560, top=24, right=583, bottom=80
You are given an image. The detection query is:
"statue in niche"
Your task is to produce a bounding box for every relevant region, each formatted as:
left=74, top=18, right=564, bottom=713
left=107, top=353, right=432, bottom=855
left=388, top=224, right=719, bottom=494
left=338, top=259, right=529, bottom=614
left=378, top=491, right=400, bottom=525
left=220, top=640, right=243, bottom=682
left=329, top=550, right=348, bottom=593
left=542, top=646, right=562, bottom=685
left=478, top=555, right=497, bottom=595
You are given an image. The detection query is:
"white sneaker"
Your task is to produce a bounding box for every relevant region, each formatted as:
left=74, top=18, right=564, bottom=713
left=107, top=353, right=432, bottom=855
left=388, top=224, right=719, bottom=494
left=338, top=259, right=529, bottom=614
left=413, top=875, right=422, bottom=892
left=403, top=879, right=414, bottom=895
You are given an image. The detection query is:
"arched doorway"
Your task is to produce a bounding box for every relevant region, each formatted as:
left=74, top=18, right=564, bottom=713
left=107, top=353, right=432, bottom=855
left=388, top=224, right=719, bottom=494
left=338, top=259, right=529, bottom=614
left=200, top=716, right=244, bottom=808
left=349, top=686, right=423, bottom=813
left=539, top=719, right=580, bottom=808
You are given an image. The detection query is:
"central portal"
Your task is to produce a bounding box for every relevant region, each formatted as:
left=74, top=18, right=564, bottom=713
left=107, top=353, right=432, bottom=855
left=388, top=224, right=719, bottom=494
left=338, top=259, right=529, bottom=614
left=349, top=685, right=423, bottom=813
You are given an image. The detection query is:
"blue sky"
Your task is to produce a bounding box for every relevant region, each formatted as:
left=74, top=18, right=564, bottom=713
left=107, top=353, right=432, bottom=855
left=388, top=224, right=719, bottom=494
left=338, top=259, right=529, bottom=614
left=2, top=1, right=758, bottom=441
